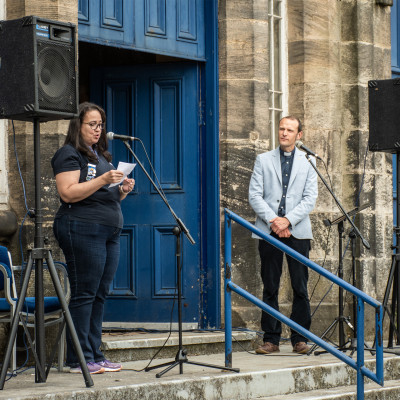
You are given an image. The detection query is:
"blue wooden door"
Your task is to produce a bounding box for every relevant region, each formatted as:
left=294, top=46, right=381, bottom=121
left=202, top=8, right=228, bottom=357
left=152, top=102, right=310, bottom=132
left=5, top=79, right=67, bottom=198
left=91, top=63, right=201, bottom=323
left=79, top=0, right=205, bottom=61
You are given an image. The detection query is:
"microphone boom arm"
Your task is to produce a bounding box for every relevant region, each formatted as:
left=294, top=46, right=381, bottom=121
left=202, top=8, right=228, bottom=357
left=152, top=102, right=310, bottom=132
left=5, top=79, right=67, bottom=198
left=305, top=154, right=370, bottom=249
left=122, top=141, right=195, bottom=245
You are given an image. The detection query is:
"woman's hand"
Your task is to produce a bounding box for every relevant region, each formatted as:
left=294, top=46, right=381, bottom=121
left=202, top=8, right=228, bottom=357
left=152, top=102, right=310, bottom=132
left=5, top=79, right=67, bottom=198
left=120, top=178, right=135, bottom=198
left=102, top=170, right=125, bottom=184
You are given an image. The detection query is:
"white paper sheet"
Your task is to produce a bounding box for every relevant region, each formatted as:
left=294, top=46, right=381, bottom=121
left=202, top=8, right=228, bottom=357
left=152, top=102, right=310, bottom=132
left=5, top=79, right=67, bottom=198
left=109, top=162, right=136, bottom=187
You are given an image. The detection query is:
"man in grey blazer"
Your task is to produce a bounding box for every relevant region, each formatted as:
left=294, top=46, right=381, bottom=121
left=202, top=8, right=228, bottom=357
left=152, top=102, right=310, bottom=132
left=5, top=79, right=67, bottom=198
left=249, top=116, right=318, bottom=355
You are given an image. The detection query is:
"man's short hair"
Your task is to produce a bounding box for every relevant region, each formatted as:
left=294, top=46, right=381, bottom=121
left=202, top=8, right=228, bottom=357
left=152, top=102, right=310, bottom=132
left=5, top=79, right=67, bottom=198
left=280, top=116, right=302, bottom=133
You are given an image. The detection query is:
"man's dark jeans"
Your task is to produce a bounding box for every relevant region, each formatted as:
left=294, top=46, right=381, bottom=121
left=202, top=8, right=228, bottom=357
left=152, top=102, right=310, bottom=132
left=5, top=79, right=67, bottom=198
left=258, top=234, right=311, bottom=346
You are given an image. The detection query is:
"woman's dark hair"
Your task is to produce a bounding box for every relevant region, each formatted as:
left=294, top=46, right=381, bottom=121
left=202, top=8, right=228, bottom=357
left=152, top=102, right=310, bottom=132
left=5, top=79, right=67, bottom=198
left=64, top=102, right=112, bottom=163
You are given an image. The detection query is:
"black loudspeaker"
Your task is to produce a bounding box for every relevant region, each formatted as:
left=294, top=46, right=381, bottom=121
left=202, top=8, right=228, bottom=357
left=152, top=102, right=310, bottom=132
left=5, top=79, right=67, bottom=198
left=0, top=16, right=78, bottom=122
left=368, top=78, right=400, bottom=153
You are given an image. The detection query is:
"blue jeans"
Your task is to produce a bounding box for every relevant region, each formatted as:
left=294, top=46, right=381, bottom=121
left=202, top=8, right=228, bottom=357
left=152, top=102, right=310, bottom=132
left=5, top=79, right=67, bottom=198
left=53, top=215, right=121, bottom=365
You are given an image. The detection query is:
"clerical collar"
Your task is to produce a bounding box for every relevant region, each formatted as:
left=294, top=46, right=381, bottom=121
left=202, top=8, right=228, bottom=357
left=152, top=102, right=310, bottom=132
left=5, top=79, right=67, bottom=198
left=279, top=147, right=295, bottom=157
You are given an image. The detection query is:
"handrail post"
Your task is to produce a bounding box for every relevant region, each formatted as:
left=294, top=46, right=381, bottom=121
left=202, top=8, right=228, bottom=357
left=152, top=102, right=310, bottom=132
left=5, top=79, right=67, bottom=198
left=224, top=211, right=233, bottom=368
left=356, top=297, right=365, bottom=400
left=375, top=304, right=384, bottom=384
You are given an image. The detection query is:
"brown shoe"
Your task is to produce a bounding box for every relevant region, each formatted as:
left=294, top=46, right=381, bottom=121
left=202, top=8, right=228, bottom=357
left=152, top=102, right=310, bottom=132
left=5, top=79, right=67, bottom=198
left=255, top=342, right=280, bottom=354
left=293, top=342, right=310, bottom=354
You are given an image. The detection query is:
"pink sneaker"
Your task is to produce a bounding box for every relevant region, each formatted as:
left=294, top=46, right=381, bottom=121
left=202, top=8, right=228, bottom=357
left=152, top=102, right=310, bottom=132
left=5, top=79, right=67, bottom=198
left=96, top=359, right=122, bottom=372
left=70, top=362, right=105, bottom=374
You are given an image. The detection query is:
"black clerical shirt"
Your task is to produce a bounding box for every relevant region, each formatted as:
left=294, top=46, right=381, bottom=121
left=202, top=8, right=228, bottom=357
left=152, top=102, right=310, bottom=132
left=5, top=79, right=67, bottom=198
left=278, top=148, right=294, bottom=217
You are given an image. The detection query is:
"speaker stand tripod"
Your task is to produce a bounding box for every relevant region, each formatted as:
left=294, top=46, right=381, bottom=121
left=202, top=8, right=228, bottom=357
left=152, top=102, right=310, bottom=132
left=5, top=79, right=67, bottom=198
left=119, top=140, right=239, bottom=377
left=0, top=119, right=93, bottom=389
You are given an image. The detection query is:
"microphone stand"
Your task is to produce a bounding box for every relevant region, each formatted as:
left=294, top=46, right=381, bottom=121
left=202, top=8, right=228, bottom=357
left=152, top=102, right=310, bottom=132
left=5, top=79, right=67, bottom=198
left=303, top=154, right=370, bottom=356
left=305, top=154, right=370, bottom=250
left=120, top=140, right=239, bottom=377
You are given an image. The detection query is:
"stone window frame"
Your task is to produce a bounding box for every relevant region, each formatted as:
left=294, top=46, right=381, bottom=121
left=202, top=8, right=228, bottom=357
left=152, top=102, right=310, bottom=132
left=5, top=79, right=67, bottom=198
left=268, top=0, right=288, bottom=148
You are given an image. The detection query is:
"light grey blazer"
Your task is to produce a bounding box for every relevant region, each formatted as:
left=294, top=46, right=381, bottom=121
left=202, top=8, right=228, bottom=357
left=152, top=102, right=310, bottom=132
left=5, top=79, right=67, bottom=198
left=249, top=147, right=318, bottom=240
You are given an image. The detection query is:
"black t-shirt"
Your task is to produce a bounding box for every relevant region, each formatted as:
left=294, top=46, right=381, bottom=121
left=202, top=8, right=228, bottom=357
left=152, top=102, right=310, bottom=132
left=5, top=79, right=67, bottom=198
left=51, top=144, right=123, bottom=228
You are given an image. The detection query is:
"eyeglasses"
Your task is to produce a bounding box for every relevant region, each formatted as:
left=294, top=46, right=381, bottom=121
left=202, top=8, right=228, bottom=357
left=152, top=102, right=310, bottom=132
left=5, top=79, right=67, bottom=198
left=83, top=122, right=105, bottom=130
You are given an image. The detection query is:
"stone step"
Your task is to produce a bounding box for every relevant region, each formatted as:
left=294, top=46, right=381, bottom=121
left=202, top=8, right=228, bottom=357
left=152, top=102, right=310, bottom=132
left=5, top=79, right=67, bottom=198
left=258, top=379, right=400, bottom=399
left=4, top=342, right=400, bottom=400
left=101, top=329, right=258, bottom=362
left=3, top=348, right=400, bottom=400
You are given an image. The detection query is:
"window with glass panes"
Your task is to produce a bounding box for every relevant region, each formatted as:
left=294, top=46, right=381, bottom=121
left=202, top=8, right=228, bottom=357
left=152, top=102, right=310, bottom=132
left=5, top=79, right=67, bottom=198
left=269, top=0, right=287, bottom=148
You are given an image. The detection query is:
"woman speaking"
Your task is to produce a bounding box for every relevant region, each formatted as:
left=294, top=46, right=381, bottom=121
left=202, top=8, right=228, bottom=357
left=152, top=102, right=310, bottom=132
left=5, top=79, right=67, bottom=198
left=52, top=102, right=134, bottom=374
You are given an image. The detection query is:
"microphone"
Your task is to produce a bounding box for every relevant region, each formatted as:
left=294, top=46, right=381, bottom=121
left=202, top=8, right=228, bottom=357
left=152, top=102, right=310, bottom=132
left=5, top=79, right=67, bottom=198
left=107, top=131, right=135, bottom=141
left=295, top=140, right=321, bottom=160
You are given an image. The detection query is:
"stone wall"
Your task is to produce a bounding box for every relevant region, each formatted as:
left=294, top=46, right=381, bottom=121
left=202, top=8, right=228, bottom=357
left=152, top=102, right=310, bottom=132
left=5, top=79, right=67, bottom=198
left=6, top=0, right=77, bottom=24
left=219, top=0, right=393, bottom=340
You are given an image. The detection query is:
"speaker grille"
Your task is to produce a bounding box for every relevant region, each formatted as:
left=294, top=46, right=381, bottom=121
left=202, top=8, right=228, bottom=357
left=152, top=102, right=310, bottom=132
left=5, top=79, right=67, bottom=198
left=37, top=41, right=76, bottom=113
left=368, top=79, right=400, bottom=154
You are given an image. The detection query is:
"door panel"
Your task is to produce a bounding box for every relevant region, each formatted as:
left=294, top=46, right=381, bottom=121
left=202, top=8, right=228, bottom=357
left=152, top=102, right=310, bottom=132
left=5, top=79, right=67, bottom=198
left=112, top=227, right=137, bottom=297
left=79, top=0, right=205, bottom=60
left=91, top=63, right=200, bottom=323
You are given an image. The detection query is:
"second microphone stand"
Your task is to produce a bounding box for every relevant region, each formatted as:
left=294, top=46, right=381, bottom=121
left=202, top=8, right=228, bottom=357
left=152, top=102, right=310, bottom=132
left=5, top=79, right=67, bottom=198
left=303, top=154, right=370, bottom=356
left=120, top=140, right=239, bottom=377
left=310, top=204, right=371, bottom=356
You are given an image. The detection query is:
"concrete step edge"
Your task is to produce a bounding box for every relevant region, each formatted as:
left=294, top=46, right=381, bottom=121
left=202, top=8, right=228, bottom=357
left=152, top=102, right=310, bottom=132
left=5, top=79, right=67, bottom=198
left=102, top=330, right=257, bottom=350
left=51, top=361, right=399, bottom=400
left=5, top=353, right=400, bottom=400
left=255, top=378, right=400, bottom=399
left=116, top=355, right=400, bottom=399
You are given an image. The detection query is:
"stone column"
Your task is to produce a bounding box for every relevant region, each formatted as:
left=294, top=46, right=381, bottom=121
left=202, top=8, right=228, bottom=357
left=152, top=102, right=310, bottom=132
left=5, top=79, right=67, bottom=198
left=219, top=0, right=270, bottom=328
left=6, top=0, right=77, bottom=24
left=287, top=0, right=392, bottom=337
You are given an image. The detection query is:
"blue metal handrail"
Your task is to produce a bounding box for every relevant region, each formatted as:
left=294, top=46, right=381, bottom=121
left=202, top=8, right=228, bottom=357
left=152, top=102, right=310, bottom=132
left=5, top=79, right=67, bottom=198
left=224, top=208, right=383, bottom=400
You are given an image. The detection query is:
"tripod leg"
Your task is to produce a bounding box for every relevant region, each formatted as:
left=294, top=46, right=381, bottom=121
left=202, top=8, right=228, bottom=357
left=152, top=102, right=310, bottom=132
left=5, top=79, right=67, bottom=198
left=46, top=252, right=93, bottom=387
left=375, top=254, right=397, bottom=348
left=155, top=361, right=181, bottom=378
left=18, top=315, right=45, bottom=377
left=389, top=263, right=398, bottom=347
left=0, top=255, right=35, bottom=388
left=185, top=360, right=240, bottom=373
left=145, top=361, right=176, bottom=372
left=308, top=318, right=339, bottom=355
